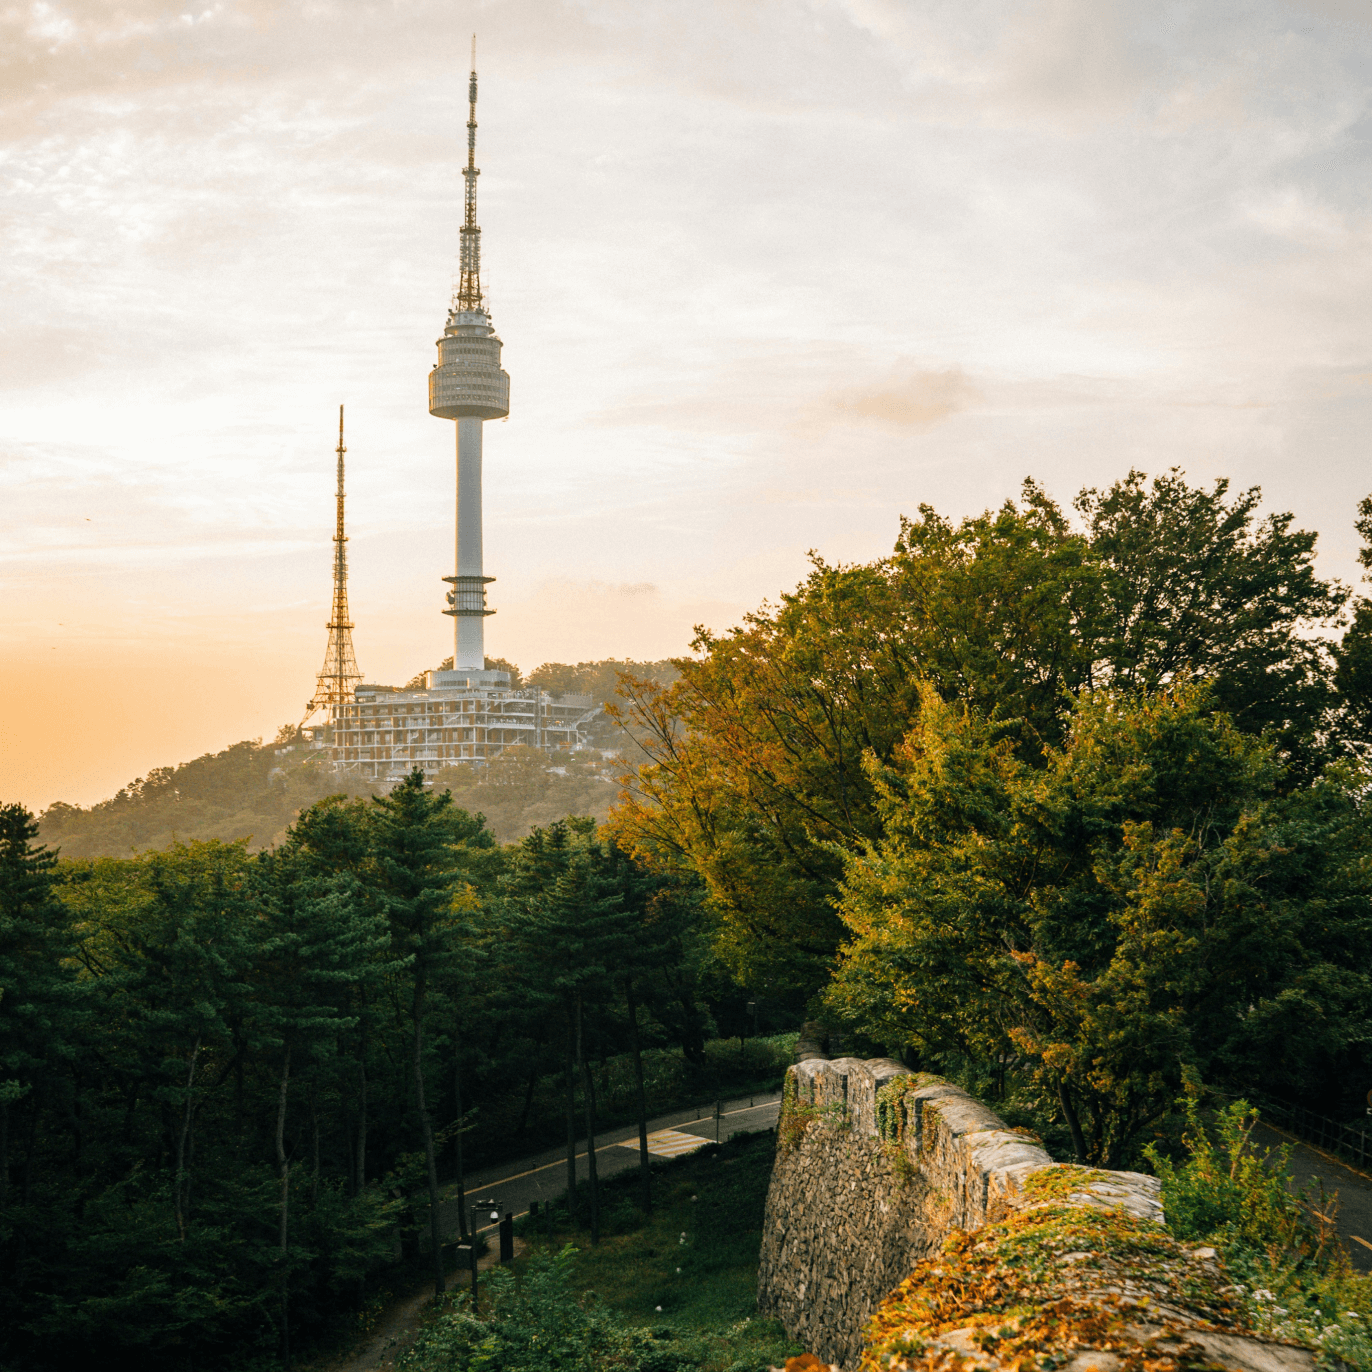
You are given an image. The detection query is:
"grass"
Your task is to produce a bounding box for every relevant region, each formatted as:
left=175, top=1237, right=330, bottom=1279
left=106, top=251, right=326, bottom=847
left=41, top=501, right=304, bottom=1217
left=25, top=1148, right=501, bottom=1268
left=509, top=1129, right=801, bottom=1371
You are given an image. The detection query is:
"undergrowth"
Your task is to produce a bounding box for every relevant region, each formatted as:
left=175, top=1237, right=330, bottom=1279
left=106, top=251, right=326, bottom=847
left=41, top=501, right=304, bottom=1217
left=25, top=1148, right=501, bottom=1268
left=1146, top=1097, right=1372, bottom=1371
left=405, top=1131, right=798, bottom=1372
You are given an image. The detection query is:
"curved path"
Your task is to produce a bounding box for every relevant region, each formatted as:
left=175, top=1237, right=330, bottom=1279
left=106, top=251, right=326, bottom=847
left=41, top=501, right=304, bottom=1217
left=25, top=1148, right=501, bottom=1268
left=1254, top=1121, right=1372, bottom=1273
left=319, top=1090, right=783, bottom=1372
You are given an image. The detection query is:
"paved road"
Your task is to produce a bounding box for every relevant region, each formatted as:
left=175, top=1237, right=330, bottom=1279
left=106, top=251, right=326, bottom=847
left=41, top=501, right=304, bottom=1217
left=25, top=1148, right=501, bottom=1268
left=440, top=1095, right=1372, bottom=1271
left=1254, top=1121, right=1372, bottom=1272
left=438, top=1091, right=784, bottom=1240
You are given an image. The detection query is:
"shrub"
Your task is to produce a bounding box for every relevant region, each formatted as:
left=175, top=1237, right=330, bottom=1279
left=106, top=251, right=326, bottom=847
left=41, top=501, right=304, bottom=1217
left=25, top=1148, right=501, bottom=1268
left=1147, top=1097, right=1372, bottom=1372
left=1145, top=1099, right=1314, bottom=1259
left=398, top=1245, right=697, bottom=1372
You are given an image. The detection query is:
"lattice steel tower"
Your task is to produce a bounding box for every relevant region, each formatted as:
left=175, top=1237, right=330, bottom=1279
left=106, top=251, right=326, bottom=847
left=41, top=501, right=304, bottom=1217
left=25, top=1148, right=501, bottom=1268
left=429, top=40, right=510, bottom=673
left=304, top=405, right=363, bottom=721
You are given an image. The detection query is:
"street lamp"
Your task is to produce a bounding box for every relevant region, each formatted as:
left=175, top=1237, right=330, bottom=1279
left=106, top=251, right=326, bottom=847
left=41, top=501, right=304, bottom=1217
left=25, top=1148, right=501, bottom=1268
left=471, top=1197, right=500, bottom=1232
left=458, top=1197, right=501, bottom=1313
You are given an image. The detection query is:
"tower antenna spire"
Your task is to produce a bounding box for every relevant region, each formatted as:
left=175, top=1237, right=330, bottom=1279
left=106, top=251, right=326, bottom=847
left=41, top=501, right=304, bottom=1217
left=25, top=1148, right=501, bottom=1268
left=430, top=41, right=508, bottom=677
left=456, top=35, right=483, bottom=312
left=304, top=405, right=363, bottom=723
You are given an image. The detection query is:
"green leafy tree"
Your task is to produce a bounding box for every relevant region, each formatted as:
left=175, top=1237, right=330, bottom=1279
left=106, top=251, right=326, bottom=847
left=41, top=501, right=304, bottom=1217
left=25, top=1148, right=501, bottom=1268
left=1334, top=494, right=1372, bottom=750
left=608, top=486, right=1104, bottom=995
left=1078, top=469, right=1346, bottom=778
left=611, top=471, right=1347, bottom=998
left=826, top=684, right=1372, bottom=1165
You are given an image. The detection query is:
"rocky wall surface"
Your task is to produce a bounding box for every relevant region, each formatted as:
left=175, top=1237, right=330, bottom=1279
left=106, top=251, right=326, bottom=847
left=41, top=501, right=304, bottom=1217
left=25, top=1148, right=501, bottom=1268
left=757, top=1056, right=1165, bottom=1371
left=760, top=1057, right=1320, bottom=1372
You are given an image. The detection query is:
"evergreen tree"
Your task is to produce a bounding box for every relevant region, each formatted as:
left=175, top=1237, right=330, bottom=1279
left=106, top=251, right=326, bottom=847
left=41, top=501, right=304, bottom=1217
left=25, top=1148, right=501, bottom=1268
left=367, top=771, right=495, bottom=1298
left=1334, top=494, right=1372, bottom=750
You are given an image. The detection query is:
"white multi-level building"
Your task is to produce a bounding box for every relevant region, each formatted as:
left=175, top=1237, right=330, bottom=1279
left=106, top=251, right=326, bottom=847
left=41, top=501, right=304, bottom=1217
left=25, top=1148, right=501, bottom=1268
left=327, top=676, right=598, bottom=783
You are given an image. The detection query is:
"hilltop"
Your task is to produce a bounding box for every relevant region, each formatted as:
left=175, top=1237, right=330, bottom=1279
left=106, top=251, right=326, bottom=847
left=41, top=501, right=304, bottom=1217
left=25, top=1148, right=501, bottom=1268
left=35, top=657, right=678, bottom=857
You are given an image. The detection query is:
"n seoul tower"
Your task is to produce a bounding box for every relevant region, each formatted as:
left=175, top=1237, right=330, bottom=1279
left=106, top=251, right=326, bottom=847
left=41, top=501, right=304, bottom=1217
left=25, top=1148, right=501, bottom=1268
left=428, top=40, right=511, bottom=677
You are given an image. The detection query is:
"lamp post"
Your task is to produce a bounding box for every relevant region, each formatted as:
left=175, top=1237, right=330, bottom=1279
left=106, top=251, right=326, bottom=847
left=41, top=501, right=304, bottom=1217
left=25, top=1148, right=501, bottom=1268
left=461, top=1197, right=500, bottom=1311
left=471, top=1197, right=501, bottom=1235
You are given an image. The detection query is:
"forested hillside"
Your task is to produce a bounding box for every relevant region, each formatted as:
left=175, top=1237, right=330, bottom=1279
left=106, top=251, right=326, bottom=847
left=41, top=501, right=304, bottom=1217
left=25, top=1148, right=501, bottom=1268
left=1, top=787, right=782, bottom=1370
left=35, top=658, right=679, bottom=857
left=9, top=470, right=1372, bottom=1371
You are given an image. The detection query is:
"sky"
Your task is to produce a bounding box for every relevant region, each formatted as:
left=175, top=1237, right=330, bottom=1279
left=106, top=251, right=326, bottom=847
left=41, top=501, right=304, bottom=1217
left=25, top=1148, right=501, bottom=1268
left=3, top=0, right=1372, bottom=811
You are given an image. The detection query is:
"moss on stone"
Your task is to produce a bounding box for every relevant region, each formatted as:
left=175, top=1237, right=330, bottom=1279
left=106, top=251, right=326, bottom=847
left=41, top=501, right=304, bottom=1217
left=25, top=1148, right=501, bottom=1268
left=875, top=1074, right=948, bottom=1145
left=861, top=1204, right=1265, bottom=1372
left=1020, top=1165, right=1115, bottom=1204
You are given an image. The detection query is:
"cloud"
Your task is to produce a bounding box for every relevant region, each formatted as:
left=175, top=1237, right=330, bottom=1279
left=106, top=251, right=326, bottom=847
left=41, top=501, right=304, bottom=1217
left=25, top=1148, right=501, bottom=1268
left=6, top=0, right=1372, bottom=813
left=829, top=365, right=980, bottom=429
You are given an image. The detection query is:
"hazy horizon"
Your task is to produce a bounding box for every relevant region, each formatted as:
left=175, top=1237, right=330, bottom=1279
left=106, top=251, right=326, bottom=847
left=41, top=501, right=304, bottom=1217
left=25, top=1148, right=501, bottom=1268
left=5, top=0, right=1372, bottom=811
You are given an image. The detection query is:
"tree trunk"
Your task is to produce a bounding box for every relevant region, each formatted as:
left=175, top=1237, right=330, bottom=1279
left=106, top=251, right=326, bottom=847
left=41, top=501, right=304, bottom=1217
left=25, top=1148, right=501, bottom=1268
left=355, top=1055, right=368, bottom=1195
left=516, top=1050, right=540, bottom=1134
left=309, top=1083, right=320, bottom=1209
left=625, top=977, right=652, bottom=1213
left=564, top=1027, right=578, bottom=1226
left=19, top=1083, right=40, bottom=1205
left=276, top=1044, right=292, bottom=1367
left=1057, top=1078, right=1088, bottom=1164
left=234, top=1033, right=246, bottom=1145
left=577, top=996, right=600, bottom=1245
left=453, top=1029, right=467, bottom=1241
left=174, top=1038, right=201, bottom=1242
left=412, top=975, right=446, bottom=1301
left=0, top=1097, right=8, bottom=1207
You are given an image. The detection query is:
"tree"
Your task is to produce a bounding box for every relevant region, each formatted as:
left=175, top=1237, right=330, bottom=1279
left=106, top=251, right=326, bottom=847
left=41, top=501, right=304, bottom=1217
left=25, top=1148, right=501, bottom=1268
left=525, top=658, right=680, bottom=703
left=367, top=771, right=495, bottom=1298
left=0, top=805, right=76, bottom=1209
left=610, top=471, right=1347, bottom=996
left=496, top=820, right=597, bottom=1224
left=1078, top=469, right=1346, bottom=779
left=246, top=850, right=388, bottom=1363
left=608, top=486, right=1103, bottom=995
left=1333, top=494, right=1372, bottom=750
left=825, top=684, right=1372, bottom=1164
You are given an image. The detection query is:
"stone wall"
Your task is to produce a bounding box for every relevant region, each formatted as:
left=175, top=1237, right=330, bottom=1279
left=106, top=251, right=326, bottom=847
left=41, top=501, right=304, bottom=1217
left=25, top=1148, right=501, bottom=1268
left=759, top=1057, right=1321, bottom=1372
left=756, top=1056, right=1164, bottom=1370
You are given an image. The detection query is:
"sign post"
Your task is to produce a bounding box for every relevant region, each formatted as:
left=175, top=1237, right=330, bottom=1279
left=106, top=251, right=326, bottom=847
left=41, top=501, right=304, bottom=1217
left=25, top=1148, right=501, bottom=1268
left=453, top=1243, right=477, bottom=1310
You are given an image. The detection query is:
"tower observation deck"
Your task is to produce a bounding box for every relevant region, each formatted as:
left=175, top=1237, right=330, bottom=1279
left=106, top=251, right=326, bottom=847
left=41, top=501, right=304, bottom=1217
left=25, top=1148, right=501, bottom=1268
left=429, top=43, right=510, bottom=680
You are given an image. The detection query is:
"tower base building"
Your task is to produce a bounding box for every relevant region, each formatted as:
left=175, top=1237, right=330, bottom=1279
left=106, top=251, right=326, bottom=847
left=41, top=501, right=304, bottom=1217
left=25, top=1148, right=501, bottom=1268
left=323, top=673, right=598, bottom=783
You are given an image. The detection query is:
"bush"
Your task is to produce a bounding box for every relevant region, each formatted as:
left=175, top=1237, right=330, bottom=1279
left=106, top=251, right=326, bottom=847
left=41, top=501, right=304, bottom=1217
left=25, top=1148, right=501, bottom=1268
left=1147, top=1097, right=1372, bottom=1371
left=398, top=1245, right=697, bottom=1372
left=1145, top=1099, right=1313, bottom=1258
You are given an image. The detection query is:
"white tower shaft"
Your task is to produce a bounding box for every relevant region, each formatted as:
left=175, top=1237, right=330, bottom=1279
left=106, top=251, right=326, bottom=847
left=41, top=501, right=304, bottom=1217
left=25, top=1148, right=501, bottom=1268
left=428, top=44, right=509, bottom=678
left=454, top=416, right=485, bottom=669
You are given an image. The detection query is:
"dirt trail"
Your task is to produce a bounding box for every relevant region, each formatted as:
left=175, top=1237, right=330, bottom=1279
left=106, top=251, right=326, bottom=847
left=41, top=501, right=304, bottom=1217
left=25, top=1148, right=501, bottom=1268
left=319, top=1237, right=527, bottom=1372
